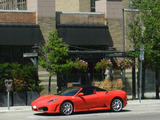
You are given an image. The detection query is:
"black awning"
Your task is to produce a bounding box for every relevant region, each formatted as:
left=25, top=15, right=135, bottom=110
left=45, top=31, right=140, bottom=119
left=69, top=50, right=126, bottom=57
left=0, top=23, right=44, bottom=46
left=57, top=24, right=112, bottom=46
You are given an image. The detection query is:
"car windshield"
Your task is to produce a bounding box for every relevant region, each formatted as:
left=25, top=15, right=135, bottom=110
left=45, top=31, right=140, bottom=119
left=58, top=88, right=80, bottom=96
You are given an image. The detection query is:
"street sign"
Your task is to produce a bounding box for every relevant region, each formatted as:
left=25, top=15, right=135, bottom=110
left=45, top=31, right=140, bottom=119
left=23, top=53, right=38, bottom=58
left=140, top=45, right=144, bottom=61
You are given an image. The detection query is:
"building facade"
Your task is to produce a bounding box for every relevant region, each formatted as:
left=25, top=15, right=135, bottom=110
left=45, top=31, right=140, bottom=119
left=56, top=0, right=91, bottom=12
left=0, top=0, right=159, bottom=98
left=95, top=0, right=131, bottom=51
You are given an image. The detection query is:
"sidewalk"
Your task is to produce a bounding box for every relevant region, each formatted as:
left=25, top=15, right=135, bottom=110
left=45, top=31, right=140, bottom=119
left=128, top=99, right=160, bottom=105
left=0, top=99, right=160, bottom=112
left=0, top=106, right=31, bottom=112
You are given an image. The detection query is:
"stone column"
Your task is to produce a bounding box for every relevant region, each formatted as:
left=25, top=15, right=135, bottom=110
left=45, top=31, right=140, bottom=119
left=27, top=0, right=56, bottom=41
left=95, top=0, right=107, bottom=19
left=27, top=0, right=57, bottom=95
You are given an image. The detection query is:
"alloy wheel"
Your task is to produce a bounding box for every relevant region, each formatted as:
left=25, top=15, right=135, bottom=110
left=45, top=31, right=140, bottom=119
left=111, top=98, right=123, bottom=112
left=60, top=102, right=73, bottom=115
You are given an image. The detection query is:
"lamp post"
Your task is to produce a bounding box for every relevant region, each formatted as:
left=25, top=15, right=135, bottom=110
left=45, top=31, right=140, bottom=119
left=32, top=44, right=39, bottom=86
left=23, top=43, right=39, bottom=86
left=139, top=45, right=144, bottom=103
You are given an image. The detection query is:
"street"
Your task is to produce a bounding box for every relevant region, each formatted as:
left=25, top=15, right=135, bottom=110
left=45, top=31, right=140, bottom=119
left=0, top=100, right=160, bottom=120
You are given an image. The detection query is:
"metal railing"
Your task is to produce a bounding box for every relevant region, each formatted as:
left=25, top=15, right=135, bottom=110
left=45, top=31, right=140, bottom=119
left=0, top=0, right=27, bottom=10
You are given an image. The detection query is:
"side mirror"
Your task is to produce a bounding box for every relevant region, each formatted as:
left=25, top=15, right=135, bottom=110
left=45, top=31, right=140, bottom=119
left=78, top=92, right=84, bottom=97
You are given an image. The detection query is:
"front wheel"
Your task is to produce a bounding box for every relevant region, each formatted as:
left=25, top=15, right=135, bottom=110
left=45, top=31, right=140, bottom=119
left=60, top=101, right=74, bottom=115
left=111, top=98, right=123, bottom=112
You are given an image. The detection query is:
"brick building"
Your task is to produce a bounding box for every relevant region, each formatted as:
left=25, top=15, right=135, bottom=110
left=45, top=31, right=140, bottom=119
left=0, top=0, right=57, bottom=95
left=0, top=0, right=129, bottom=95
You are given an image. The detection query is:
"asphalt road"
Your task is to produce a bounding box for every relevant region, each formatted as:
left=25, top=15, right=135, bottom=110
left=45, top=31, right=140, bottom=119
left=0, top=102, right=160, bottom=120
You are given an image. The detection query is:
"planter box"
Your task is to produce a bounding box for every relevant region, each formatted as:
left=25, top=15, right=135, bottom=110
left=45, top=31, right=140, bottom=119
left=1, top=91, right=40, bottom=106
left=13, top=92, right=27, bottom=106
left=27, top=91, right=40, bottom=106
left=0, top=92, right=12, bottom=107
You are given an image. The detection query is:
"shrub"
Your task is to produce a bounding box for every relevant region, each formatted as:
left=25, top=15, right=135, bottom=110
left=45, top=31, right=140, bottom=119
left=0, top=63, right=43, bottom=92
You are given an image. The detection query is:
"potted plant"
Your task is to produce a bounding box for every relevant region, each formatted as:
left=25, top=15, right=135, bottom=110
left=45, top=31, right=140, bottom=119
left=114, top=58, right=133, bottom=71
left=95, top=59, right=112, bottom=71
left=73, top=59, right=88, bottom=72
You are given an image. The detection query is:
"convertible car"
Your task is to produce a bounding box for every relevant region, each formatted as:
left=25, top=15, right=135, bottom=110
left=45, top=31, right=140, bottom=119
left=31, top=86, right=127, bottom=115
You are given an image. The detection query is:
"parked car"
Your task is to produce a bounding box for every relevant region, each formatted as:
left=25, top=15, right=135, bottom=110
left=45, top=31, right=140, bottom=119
left=31, top=86, right=127, bottom=115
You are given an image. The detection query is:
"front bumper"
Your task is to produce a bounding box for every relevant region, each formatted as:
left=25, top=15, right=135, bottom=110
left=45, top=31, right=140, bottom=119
left=32, top=103, right=60, bottom=113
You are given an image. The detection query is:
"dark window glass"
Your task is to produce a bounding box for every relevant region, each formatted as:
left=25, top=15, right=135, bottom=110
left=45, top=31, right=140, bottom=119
left=81, top=86, right=106, bottom=96
left=81, top=87, right=94, bottom=95
left=91, top=0, right=95, bottom=12
left=59, top=88, right=80, bottom=96
left=95, top=87, right=106, bottom=91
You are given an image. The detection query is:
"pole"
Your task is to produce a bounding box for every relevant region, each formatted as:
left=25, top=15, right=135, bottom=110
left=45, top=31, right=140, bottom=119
left=132, top=58, right=136, bottom=99
left=139, top=60, right=142, bottom=103
left=139, top=45, right=144, bottom=103
left=7, top=91, right=10, bottom=110
left=156, top=69, right=159, bottom=99
left=35, top=57, right=38, bottom=86
left=122, top=9, right=125, bottom=52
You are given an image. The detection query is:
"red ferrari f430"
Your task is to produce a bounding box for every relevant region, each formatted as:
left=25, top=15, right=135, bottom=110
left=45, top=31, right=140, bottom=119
left=32, top=86, right=127, bottom=115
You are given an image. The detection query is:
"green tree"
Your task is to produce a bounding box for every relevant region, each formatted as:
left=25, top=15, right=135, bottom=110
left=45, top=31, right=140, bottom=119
left=129, top=0, right=160, bottom=98
left=39, top=30, right=73, bottom=93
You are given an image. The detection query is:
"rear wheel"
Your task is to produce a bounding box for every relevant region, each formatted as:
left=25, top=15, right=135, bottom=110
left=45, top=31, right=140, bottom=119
left=60, top=101, right=73, bottom=115
left=111, top=98, right=123, bottom=112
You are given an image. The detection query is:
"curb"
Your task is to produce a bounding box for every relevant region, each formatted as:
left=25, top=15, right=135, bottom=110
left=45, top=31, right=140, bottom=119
left=0, top=106, right=32, bottom=113
left=128, top=99, right=160, bottom=105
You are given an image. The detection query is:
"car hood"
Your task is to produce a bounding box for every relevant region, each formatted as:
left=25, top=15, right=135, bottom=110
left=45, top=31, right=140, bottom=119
left=31, top=95, right=61, bottom=105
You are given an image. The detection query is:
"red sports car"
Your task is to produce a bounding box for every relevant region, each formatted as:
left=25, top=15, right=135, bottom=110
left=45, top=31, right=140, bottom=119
left=31, top=86, right=127, bottom=115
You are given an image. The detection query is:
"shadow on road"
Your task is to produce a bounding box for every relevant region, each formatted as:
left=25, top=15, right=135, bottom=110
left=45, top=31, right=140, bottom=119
left=34, top=109, right=131, bottom=116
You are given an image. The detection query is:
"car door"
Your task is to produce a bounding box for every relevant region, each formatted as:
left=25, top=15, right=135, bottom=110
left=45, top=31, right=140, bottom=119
left=95, top=87, right=108, bottom=107
left=80, top=87, right=98, bottom=109
left=74, top=87, right=99, bottom=110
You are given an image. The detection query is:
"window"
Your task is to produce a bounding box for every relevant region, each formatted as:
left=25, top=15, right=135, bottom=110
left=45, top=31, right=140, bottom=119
left=81, top=87, right=95, bottom=95
left=91, top=0, right=95, bottom=12
left=58, top=88, right=80, bottom=96
left=0, top=0, right=27, bottom=10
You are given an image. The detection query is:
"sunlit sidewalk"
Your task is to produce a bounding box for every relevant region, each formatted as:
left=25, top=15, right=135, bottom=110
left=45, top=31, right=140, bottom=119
left=0, top=106, right=31, bottom=112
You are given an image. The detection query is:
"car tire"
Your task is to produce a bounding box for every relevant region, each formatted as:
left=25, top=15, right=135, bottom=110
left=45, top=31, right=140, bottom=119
left=110, top=98, right=123, bottom=112
left=60, top=101, right=74, bottom=115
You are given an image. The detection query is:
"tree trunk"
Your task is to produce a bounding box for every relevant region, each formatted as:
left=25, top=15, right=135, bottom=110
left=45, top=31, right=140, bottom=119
left=48, top=75, right=51, bottom=94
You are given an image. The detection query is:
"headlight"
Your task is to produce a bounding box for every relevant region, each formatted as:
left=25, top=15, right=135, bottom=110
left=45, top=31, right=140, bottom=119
left=48, top=98, right=58, bottom=103
left=33, top=105, right=37, bottom=109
